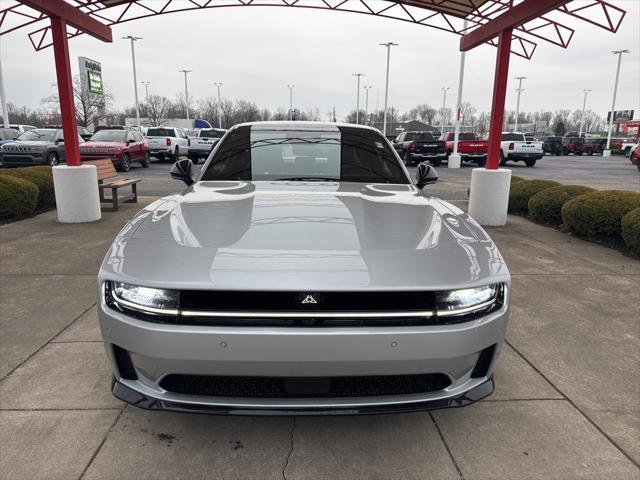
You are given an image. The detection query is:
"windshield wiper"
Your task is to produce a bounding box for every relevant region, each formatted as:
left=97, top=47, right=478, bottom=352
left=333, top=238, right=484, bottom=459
left=275, top=177, right=340, bottom=182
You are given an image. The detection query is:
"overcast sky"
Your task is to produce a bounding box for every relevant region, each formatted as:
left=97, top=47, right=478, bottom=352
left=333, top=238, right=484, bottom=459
left=1, top=0, right=639, bottom=121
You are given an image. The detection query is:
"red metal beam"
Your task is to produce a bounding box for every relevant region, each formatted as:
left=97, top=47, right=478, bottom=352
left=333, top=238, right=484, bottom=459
left=485, top=28, right=512, bottom=170
left=460, top=0, right=569, bottom=51
left=50, top=16, right=81, bottom=167
left=19, top=0, right=112, bottom=42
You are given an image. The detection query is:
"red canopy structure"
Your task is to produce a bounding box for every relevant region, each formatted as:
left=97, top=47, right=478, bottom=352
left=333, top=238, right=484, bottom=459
left=0, top=0, right=628, bottom=224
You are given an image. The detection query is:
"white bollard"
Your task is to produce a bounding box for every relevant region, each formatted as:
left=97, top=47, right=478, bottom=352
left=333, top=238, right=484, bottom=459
left=468, top=168, right=512, bottom=226
left=448, top=153, right=461, bottom=169
left=602, top=149, right=612, bottom=157
left=52, top=165, right=101, bottom=223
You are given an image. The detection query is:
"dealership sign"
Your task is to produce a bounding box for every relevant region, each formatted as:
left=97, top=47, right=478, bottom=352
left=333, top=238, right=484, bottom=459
left=606, top=110, right=634, bottom=123
left=78, top=56, right=104, bottom=98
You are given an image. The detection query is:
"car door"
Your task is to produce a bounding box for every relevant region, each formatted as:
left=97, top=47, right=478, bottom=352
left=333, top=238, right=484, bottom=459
left=126, top=131, right=139, bottom=160
left=134, top=132, right=146, bottom=159
left=177, top=129, right=188, bottom=155
left=55, top=130, right=66, bottom=160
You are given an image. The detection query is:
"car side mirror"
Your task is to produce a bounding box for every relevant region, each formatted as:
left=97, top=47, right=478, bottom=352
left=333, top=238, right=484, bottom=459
left=55, top=138, right=63, bottom=144
left=415, top=162, right=438, bottom=189
left=170, top=158, right=195, bottom=186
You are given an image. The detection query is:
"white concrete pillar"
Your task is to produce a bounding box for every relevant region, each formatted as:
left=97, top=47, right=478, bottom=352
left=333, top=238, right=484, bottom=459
left=468, top=168, right=512, bottom=226
left=448, top=153, right=461, bottom=169
left=53, top=165, right=101, bottom=223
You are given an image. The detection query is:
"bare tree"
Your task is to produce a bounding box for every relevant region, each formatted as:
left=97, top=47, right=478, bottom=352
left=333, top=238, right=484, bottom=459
left=145, top=95, right=173, bottom=126
left=41, top=76, right=113, bottom=127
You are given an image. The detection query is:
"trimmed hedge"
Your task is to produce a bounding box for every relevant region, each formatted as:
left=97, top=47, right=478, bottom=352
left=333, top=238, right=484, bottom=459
left=528, top=185, right=595, bottom=225
left=0, top=166, right=55, bottom=209
left=561, top=190, right=640, bottom=239
left=0, top=175, right=39, bottom=220
left=508, top=179, right=560, bottom=215
left=511, top=175, right=526, bottom=184
left=621, top=208, right=640, bottom=256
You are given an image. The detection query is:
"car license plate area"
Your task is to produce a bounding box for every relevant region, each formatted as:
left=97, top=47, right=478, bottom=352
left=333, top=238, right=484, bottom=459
left=284, top=377, right=332, bottom=395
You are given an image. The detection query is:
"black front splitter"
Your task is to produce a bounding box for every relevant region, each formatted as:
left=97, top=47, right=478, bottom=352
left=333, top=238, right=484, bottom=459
left=112, top=376, right=494, bottom=416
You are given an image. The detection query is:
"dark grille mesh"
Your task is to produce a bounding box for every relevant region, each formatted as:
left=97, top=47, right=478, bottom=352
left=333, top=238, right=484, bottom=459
left=160, top=373, right=450, bottom=398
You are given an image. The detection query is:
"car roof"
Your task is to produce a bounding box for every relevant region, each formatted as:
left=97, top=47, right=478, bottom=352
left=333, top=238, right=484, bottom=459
left=233, top=121, right=379, bottom=132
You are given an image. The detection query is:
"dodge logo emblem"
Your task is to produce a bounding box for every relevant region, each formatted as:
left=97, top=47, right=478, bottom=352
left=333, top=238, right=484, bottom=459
left=301, top=294, right=318, bottom=304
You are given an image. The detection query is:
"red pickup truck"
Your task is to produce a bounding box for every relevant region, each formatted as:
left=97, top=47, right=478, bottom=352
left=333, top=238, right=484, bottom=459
left=442, top=132, right=488, bottom=166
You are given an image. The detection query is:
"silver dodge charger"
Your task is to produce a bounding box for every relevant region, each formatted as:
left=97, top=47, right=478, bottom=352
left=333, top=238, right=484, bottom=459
left=98, top=122, right=510, bottom=415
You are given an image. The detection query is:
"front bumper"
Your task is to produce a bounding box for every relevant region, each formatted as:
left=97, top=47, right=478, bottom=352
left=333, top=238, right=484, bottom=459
left=99, top=297, right=508, bottom=415
left=112, top=375, right=495, bottom=416
left=507, top=153, right=543, bottom=161
left=0, top=153, right=46, bottom=166
left=188, top=148, right=211, bottom=157
left=149, top=148, right=173, bottom=156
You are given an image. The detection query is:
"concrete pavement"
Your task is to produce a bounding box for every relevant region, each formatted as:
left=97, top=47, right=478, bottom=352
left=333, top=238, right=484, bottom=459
left=0, top=199, right=638, bottom=480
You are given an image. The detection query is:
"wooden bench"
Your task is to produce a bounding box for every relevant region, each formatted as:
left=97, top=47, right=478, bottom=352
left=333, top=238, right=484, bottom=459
left=82, top=159, right=141, bottom=211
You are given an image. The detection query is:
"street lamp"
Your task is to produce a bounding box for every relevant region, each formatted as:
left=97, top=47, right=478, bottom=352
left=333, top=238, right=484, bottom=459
left=450, top=18, right=469, bottom=169
left=579, top=89, right=592, bottom=137
left=0, top=55, right=9, bottom=128
left=122, top=35, right=142, bottom=126
left=514, top=76, right=527, bottom=132
left=352, top=73, right=364, bottom=124
left=380, top=42, right=398, bottom=137
left=604, top=49, right=630, bottom=156
left=287, top=84, right=295, bottom=120
left=214, top=82, right=222, bottom=128
left=141, top=81, right=150, bottom=99
left=364, top=85, right=372, bottom=126
left=178, top=69, right=192, bottom=121
left=440, top=87, right=450, bottom=136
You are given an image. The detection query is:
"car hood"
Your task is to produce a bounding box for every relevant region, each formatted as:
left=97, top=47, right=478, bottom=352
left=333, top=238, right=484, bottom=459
left=99, top=181, right=510, bottom=291
left=80, top=141, right=123, bottom=149
left=1, top=140, right=52, bottom=150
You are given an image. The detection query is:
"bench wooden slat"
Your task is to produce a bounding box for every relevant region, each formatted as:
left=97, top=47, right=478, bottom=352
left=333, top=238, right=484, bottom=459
left=102, top=178, right=141, bottom=188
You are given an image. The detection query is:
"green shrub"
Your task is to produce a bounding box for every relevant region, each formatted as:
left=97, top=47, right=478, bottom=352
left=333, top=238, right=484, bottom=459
left=621, top=207, right=640, bottom=256
left=511, top=175, right=526, bottom=184
left=561, top=190, right=640, bottom=239
left=0, top=175, right=39, bottom=220
left=528, top=185, right=595, bottom=225
left=508, top=180, right=561, bottom=215
left=0, top=167, right=55, bottom=209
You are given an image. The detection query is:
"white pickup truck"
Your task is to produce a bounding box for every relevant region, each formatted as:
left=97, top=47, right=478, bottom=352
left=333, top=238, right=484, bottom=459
left=146, top=127, right=189, bottom=162
left=187, top=128, right=227, bottom=163
left=500, top=132, right=544, bottom=167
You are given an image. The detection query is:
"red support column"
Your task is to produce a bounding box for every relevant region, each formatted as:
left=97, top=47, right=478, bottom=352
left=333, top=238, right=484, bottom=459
left=485, top=28, right=513, bottom=170
left=50, top=16, right=80, bottom=167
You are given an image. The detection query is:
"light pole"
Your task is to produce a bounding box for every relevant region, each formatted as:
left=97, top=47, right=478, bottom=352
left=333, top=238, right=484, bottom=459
left=352, top=73, right=364, bottom=124
left=513, top=76, right=527, bottom=132
left=364, top=86, right=372, bottom=125
left=380, top=42, right=398, bottom=137
left=578, top=89, right=591, bottom=137
left=214, top=82, right=222, bottom=128
left=141, top=81, right=150, bottom=99
left=450, top=18, right=468, bottom=169
left=287, top=84, right=295, bottom=120
left=0, top=55, right=9, bottom=128
left=179, top=69, right=192, bottom=121
left=122, top=35, right=142, bottom=126
left=440, top=87, right=450, bottom=136
left=604, top=49, right=629, bottom=156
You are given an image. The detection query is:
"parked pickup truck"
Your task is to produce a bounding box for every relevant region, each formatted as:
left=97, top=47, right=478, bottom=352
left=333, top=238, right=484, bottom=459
left=500, top=132, right=543, bottom=167
left=146, top=127, right=189, bottom=161
left=392, top=131, right=446, bottom=166
left=188, top=128, right=227, bottom=163
left=441, top=132, right=488, bottom=166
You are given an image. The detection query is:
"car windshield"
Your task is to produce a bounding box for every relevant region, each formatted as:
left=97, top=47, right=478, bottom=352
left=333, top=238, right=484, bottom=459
left=403, top=132, right=434, bottom=142
left=501, top=133, right=524, bottom=141
left=17, top=129, right=57, bottom=142
left=200, top=126, right=409, bottom=184
left=147, top=128, right=175, bottom=137
left=90, top=130, right=127, bottom=142
left=199, top=130, right=225, bottom=138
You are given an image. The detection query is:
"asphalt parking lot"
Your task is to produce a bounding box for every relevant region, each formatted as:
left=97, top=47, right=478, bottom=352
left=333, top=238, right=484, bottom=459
left=123, top=153, right=640, bottom=199
left=1, top=189, right=638, bottom=479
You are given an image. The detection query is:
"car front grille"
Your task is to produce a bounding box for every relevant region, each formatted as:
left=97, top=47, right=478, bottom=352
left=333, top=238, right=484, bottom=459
left=159, top=373, right=451, bottom=398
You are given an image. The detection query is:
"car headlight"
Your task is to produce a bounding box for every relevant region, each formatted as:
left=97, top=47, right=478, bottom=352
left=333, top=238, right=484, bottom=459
left=106, top=281, right=178, bottom=316
left=436, top=284, right=504, bottom=319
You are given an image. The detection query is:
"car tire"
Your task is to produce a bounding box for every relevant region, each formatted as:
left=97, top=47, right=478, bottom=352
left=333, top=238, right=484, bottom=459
left=562, top=148, right=569, bottom=156
left=402, top=151, right=411, bottom=166
left=477, top=157, right=486, bottom=167
left=431, top=159, right=442, bottom=167
left=624, top=147, right=631, bottom=157
left=140, top=151, right=151, bottom=168
left=499, top=151, right=507, bottom=166
left=525, top=159, right=536, bottom=167
left=587, top=148, right=593, bottom=156
left=120, top=154, right=131, bottom=172
left=47, top=152, right=59, bottom=166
